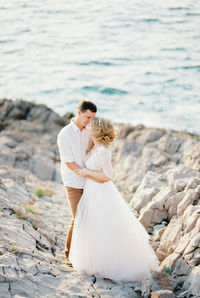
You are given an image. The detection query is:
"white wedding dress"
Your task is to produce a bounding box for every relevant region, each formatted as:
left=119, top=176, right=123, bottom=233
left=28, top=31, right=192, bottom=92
left=69, top=146, right=159, bottom=282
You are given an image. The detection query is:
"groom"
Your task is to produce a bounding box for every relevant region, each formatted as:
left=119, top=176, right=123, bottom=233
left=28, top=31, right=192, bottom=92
left=57, top=99, right=97, bottom=265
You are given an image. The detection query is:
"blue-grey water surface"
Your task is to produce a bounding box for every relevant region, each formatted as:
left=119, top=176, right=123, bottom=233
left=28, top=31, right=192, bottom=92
left=0, top=0, right=200, bottom=133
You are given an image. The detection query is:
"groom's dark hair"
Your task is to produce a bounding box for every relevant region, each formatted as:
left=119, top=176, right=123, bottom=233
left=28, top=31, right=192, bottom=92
left=78, top=99, right=97, bottom=113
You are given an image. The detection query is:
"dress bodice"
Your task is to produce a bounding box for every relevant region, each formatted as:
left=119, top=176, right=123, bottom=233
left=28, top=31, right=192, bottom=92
left=85, top=146, right=105, bottom=171
left=85, top=146, right=113, bottom=178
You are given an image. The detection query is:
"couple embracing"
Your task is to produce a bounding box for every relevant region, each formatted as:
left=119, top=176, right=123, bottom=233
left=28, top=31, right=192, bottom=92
left=57, top=99, right=159, bottom=283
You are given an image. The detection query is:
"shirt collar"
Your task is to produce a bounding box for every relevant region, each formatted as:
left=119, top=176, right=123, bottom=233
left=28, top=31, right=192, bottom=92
left=71, top=119, right=85, bottom=132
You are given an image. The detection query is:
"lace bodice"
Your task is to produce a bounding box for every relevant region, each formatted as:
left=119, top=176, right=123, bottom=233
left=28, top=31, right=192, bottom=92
left=85, top=146, right=113, bottom=179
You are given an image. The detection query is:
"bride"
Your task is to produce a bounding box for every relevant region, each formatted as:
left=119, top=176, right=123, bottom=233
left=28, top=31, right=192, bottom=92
left=69, top=116, right=159, bottom=283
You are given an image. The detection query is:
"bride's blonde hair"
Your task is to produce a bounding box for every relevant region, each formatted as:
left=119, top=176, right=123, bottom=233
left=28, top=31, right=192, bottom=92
left=87, top=117, right=116, bottom=153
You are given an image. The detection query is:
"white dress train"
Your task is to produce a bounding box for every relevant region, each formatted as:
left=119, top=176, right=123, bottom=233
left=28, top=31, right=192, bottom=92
left=69, top=146, right=159, bottom=283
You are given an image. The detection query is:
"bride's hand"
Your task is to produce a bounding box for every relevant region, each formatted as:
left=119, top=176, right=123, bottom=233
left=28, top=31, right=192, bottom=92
left=74, top=168, right=89, bottom=177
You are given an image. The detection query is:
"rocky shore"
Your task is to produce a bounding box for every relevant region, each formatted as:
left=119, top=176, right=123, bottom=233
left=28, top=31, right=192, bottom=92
left=0, top=99, right=199, bottom=297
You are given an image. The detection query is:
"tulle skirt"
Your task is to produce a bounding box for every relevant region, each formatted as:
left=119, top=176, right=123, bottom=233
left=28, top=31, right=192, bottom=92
left=69, top=179, right=159, bottom=283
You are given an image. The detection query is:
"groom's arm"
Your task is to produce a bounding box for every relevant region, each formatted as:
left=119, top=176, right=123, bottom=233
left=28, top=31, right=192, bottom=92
left=74, top=168, right=110, bottom=183
left=84, top=171, right=109, bottom=183
left=65, top=162, right=82, bottom=171
left=66, top=162, right=105, bottom=183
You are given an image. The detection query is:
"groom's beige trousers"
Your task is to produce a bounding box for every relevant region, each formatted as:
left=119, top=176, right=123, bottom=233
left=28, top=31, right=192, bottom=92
left=64, top=186, right=83, bottom=258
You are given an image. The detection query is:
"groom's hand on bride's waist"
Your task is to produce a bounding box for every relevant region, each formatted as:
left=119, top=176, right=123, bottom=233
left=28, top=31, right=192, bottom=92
left=74, top=168, right=89, bottom=177
left=74, top=168, right=106, bottom=184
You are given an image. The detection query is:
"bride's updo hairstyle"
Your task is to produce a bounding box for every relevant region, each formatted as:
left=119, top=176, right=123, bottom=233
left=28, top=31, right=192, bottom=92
left=87, top=117, right=116, bottom=152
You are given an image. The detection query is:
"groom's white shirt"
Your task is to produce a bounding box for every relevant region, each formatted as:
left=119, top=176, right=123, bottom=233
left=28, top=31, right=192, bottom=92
left=57, top=120, right=89, bottom=189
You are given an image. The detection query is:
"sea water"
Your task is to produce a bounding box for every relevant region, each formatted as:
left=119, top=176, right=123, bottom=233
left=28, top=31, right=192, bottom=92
left=0, top=0, right=200, bottom=133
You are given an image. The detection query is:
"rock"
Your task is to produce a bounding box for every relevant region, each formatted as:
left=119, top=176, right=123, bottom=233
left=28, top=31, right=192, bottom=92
left=177, top=189, right=199, bottom=216
left=160, top=253, right=180, bottom=271
left=141, top=272, right=174, bottom=298
left=133, top=187, right=159, bottom=210
left=157, top=216, right=183, bottom=259
left=175, top=233, right=192, bottom=255
left=182, top=204, right=200, bottom=233
left=9, top=275, right=43, bottom=297
left=3, top=265, right=19, bottom=282
left=164, top=192, right=185, bottom=219
left=187, top=248, right=200, bottom=267
left=1, top=99, right=200, bottom=297
left=175, top=290, right=190, bottom=297
left=153, top=224, right=166, bottom=241
left=6, top=183, right=30, bottom=204
left=0, top=135, right=17, bottom=148
left=122, top=154, right=137, bottom=172
left=131, top=171, right=162, bottom=211
left=17, top=258, right=38, bottom=275
left=138, top=187, right=175, bottom=228
left=0, top=153, right=15, bottom=166
left=166, top=166, right=193, bottom=189
left=151, top=289, right=175, bottom=298
left=0, top=282, right=10, bottom=298
left=184, top=233, right=200, bottom=255
left=135, top=128, right=164, bottom=143
left=159, top=136, right=183, bottom=154
left=152, top=151, right=167, bottom=167
left=173, top=257, right=191, bottom=277
left=183, top=265, right=200, bottom=297
left=115, top=123, right=135, bottom=138
left=31, top=156, right=55, bottom=181
left=182, top=141, right=200, bottom=171
left=185, top=177, right=200, bottom=191
left=0, top=98, right=66, bottom=130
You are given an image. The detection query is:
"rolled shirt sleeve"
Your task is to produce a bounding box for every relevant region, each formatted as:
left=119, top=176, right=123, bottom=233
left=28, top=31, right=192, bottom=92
left=57, top=133, right=74, bottom=163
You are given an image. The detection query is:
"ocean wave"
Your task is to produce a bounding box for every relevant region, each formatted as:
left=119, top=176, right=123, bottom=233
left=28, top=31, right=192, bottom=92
left=78, top=61, right=114, bottom=66
left=0, top=0, right=200, bottom=134
left=82, top=86, right=128, bottom=95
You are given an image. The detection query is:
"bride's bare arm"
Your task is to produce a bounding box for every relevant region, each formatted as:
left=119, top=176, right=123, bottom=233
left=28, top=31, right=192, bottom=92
left=74, top=168, right=111, bottom=183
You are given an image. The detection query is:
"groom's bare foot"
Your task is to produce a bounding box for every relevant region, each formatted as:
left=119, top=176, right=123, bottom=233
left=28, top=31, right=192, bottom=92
left=64, top=255, right=73, bottom=267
